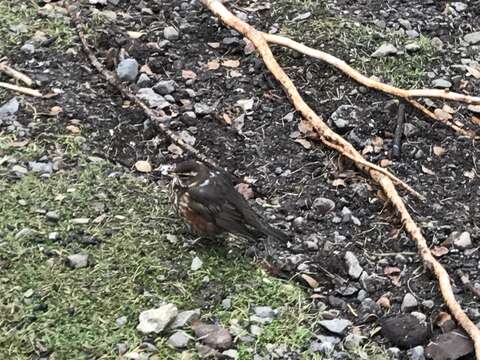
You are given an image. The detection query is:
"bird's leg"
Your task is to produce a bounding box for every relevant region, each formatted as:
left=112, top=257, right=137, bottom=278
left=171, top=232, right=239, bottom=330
left=182, top=236, right=204, bottom=249
left=262, top=236, right=273, bottom=260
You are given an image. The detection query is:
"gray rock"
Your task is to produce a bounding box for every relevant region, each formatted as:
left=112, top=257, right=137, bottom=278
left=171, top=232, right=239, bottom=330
left=136, top=73, right=152, bottom=87
left=21, top=43, right=35, bottom=54
left=403, top=123, right=417, bottom=137
left=451, top=231, right=472, bottom=249
left=70, top=218, right=90, bottom=225
left=221, top=298, right=232, bottom=310
left=137, top=88, right=170, bottom=109
left=425, top=330, right=474, bottom=360
left=136, top=304, right=178, bottom=334
left=46, top=211, right=60, bottom=221
left=192, top=322, right=232, bottom=350
left=357, top=289, right=367, bottom=301
left=250, top=324, right=263, bottom=336
left=67, top=254, right=89, bottom=269
left=316, top=334, right=341, bottom=345
left=464, top=32, right=480, bottom=45
left=344, top=251, right=363, bottom=280
left=406, top=30, right=420, bottom=38
left=15, top=227, right=34, bottom=239
left=28, top=161, right=53, bottom=174
left=153, top=80, right=176, bottom=95
left=432, top=79, right=452, bottom=88
left=170, top=309, right=200, bottom=328
left=116, top=316, right=128, bottom=326
left=48, top=232, right=60, bottom=241
left=194, top=102, right=213, bottom=115
left=117, top=342, right=128, bottom=355
left=254, top=306, right=275, bottom=319
left=222, top=349, right=239, bottom=359
left=312, top=197, right=335, bottom=214
left=11, top=165, right=28, bottom=176
left=422, top=300, right=434, bottom=309
left=408, top=345, right=425, bottom=360
left=0, top=97, right=19, bottom=119
left=250, top=315, right=273, bottom=325
left=401, top=293, right=418, bottom=312
left=387, top=347, right=401, bottom=359
left=451, top=2, right=468, bottom=11
left=164, top=26, right=179, bottom=41
left=405, top=43, right=421, bottom=52
left=319, top=319, right=352, bottom=335
left=431, top=37, right=444, bottom=51
left=310, top=341, right=335, bottom=354
left=371, top=43, right=398, bottom=57
left=411, top=312, right=427, bottom=323
left=329, top=105, right=361, bottom=130
left=191, top=256, right=203, bottom=271
left=398, top=19, right=412, bottom=30
left=116, top=58, right=139, bottom=82
left=343, top=333, right=363, bottom=350
left=167, top=331, right=190, bottom=348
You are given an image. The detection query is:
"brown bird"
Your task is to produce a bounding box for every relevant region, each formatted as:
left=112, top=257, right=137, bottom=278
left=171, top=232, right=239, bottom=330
left=166, top=160, right=289, bottom=248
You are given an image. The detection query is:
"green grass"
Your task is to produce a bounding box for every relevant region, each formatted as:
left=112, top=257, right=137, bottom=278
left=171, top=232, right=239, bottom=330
left=0, top=135, right=321, bottom=359
left=277, top=0, right=437, bottom=88
left=0, top=0, right=75, bottom=56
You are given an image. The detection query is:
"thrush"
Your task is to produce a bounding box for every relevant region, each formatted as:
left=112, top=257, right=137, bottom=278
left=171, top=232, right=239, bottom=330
left=166, top=160, right=289, bottom=248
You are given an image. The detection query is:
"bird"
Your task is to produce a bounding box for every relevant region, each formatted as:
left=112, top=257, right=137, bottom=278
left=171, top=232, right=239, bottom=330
left=165, top=160, right=289, bottom=251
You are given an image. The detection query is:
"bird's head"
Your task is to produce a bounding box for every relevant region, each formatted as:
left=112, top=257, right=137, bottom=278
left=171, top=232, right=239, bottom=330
left=162, top=160, right=208, bottom=188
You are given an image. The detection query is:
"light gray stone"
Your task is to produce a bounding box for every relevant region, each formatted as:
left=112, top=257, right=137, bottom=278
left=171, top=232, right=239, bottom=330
left=136, top=304, right=178, bottom=334
left=345, top=251, right=363, bottom=280
left=401, top=293, right=418, bottom=312
left=191, top=256, right=203, bottom=271
left=67, top=254, right=89, bottom=269
left=164, top=26, right=179, bottom=41
left=318, top=319, right=352, bottom=335
left=371, top=43, right=398, bottom=57
left=137, top=88, right=170, bottom=109
left=452, top=231, right=472, bottom=249
left=153, top=80, right=176, bottom=95
left=116, top=58, right=139, bottom=82
left=170, top=309, right=200, bottom=328
left=167, top=331, right=190, bottom=348
left=464, top=32, right=480, bottom=45
left=432, top=79, right=452, bottom=88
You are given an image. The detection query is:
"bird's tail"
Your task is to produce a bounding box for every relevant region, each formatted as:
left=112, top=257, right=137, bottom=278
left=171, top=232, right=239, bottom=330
left=257, top=221, right=289, bottom=243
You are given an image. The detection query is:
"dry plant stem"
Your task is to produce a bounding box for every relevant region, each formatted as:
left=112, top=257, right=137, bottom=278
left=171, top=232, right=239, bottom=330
left=0, top=62, right=34, bottom=86
left=75, top=27, right=217, bottom=168
left=201, top=0, right=480, bottom=356
left=264, top=33, right=480, bottom=106
left=0, top=82, right=42, bottom=97
left=406, top=98, right=475, bottom=138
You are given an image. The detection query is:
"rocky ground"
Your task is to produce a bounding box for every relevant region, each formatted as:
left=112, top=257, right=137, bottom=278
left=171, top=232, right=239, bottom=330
left=1, top=0, right=480, bottom=359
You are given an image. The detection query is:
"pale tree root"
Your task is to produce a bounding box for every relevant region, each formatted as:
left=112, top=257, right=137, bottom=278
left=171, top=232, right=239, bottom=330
left=263, top=33, right=480, bottom=139
left=71, top=20, right=217, bottom=168
left=201, top=0, right=480, bottom=356
left=0, top=62, right=34, bottom=86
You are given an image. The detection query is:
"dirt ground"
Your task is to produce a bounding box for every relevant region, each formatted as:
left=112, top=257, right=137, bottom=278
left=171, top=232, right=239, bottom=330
left=1, top=0, right=480, bottom=359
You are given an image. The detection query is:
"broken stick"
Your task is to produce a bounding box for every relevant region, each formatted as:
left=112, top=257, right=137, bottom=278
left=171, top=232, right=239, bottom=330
left=391, top=103, right=405, bottom=160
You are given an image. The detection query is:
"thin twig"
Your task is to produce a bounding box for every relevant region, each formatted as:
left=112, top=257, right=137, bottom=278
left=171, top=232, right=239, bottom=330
left=0, top=62, right=34, bottom=86
left=391, top=103, right=405, bottom=159
left=0, top=82, right=42, bottom=97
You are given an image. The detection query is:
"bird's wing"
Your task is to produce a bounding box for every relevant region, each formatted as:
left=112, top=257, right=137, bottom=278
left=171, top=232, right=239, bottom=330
left=187, top=176, right=259, bottom=238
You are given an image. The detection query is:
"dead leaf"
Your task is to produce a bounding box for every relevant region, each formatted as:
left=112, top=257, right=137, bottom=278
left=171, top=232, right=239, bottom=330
left=380, top=159, right=392, bottom=167
left=208, top=42, right=220, bottom=48
left=468, top=105, right=480, bottom=113
left=301, top=274, right=319, bottom=289
left=232, top=114, right=245, bottom=132
left=390, top=275, right=401, bottom=287
left=134, top=160, right=152, bottom=173
left=376, top=296, right=391, bottom=309
left=295, top=138, right=312, bottom=149
left=442, top=104, right=456, bottom=114
left=421, top=165, right=435, bottom=176
left=50, top=106, right=62, bottom=115
left=127, top=31, right=144, bottom=39
left=66, top=125, right=80, bottom=134
left=433, top=145, right=446, bottom=157
left=236, top=98, right=254, bottom=112
left=332, top=179, right=346, bottom=187
left=244, top=39, right=256, bottom=55
left=93, top=214, right=106, bottom=224
left=362, top=145, right=374, bottom=155
left=222, top=59, right=240, bottom=68
left=298, top=119, right=319, bottom=140
left=431, top=246, right=449, bottom=258
left=471, top=116, right=480, bottom=126
left=222, top=113, right=232, bottom=125
left=383, top=266, right=401, bottom=276
left=310, top=293, right=323, bottom=300
left=435, top=312, right=452, bottom=327
left=372, top=136, right=384, bottom=147
left=464, top=169, right=475, bottom=179
left=466, top=65, right=480, bottom=79
left=229, top=70, right=242, bottom=78
left=207, top=60, right=220, bottom=70
left=182, top=69, right=197, bottom=80
left=434, top=108, right=453, bottom=121
left=235, top=183, right=254, bottom=200
left=140, top=64, right=153, bottom=75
